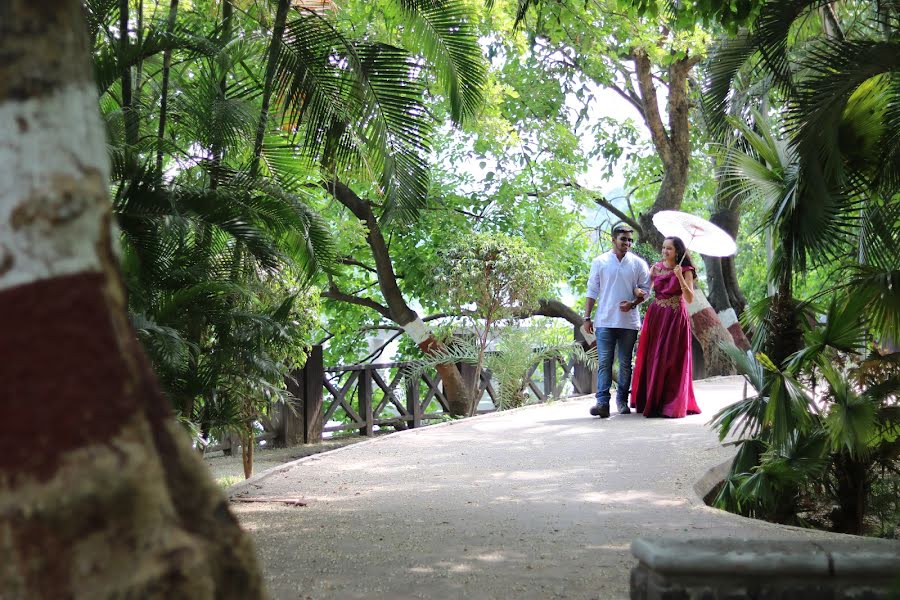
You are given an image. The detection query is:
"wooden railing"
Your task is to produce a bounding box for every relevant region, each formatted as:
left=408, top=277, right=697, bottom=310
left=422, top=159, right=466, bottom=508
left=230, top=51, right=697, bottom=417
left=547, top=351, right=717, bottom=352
left=270, top=341, right=595, bottom=445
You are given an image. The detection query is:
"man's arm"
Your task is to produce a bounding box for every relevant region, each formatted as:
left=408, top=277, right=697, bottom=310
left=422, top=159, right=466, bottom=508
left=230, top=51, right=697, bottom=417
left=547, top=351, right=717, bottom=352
left=584, top=260, right=600, bottom=333
left=634, top=260, right=651, bottom=303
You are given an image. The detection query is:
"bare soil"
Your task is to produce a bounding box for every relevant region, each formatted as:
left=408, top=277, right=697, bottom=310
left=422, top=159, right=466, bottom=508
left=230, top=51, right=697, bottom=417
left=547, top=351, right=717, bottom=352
left=204, top=435, right=380, bottom=484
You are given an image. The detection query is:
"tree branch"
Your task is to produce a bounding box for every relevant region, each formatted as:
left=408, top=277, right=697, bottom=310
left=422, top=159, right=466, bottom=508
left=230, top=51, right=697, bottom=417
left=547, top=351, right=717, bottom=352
left=532, top=298, right=583, bottom=328
left=633, top=49, right=671, bottom=166
left=359, top=330, right=404, bottom=364
left=322, top=278, right=391, bottom=319
left=608, top=82, right=646, bottom=120
left=324, top=179, right=418, bottom=326
left=338, top=256, right=381, bottom=275
left=357, top=313, right=455, bottom=333
left=570, top=182, right=643, bottom=235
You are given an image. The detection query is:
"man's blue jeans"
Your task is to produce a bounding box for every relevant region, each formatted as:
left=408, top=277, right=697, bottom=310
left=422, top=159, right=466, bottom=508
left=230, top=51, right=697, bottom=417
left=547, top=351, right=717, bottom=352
left=595, top=327, right=638, bottom=409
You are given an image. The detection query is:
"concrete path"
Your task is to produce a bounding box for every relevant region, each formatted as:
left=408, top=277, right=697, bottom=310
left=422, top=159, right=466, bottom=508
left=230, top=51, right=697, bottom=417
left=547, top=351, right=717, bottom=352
left=229, top=376, right=887, bottom=600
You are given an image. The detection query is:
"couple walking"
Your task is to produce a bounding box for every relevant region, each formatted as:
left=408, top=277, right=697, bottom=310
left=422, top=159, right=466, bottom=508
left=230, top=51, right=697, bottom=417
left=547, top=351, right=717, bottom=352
left=583, top=223, right=701, bottom=419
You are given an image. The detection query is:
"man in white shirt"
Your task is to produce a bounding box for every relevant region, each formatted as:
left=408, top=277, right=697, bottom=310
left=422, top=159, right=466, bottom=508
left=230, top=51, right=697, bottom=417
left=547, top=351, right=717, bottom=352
left=583, top=223, right=651, bottom=418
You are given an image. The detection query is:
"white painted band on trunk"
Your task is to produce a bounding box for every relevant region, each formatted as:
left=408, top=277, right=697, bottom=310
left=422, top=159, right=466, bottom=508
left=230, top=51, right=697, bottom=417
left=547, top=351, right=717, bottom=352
left=687, top=287, right=712, bottom=315
left=402, top=318, right=431, bottom=344
left=0, top=83, right=111, bottom=292
left=717, top=308, right=738, bottom=328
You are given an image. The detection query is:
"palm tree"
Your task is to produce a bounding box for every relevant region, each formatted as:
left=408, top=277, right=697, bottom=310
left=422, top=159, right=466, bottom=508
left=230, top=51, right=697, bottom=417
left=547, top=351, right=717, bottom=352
left=706, top=0, right=900, bottom=363
left=85, top=0, right=488, bottom=428
left=705, top=0, right=900, bottom=534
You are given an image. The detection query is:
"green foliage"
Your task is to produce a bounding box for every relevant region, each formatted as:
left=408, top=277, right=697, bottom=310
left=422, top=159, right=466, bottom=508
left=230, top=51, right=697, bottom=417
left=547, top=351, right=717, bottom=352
left=619, top=0, right=767, bottom=32
left=86, top=0, right=492, bottom=444
left=404, top=321, right=593, bottom=410
left=712, top=293, right=900, bottom=535
left=434, top=233, right=553, bottom=322
left=85, top=0, right=339, bottom=444
left=487, top=324, right=572, bottom=408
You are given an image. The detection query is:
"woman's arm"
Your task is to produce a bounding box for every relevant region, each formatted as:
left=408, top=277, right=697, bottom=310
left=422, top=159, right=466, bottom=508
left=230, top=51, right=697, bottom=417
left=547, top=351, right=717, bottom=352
left=673, top=266, right=694, bottom=304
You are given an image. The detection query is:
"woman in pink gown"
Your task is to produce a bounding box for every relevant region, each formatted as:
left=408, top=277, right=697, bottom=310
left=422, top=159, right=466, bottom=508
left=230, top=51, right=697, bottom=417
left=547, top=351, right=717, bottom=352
left=631, top=236, right=701, bottom=418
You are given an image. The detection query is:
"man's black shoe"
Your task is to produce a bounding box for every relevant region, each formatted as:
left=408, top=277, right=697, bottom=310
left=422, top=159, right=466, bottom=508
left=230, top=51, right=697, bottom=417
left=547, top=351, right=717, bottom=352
left=618, top=404, right=631, bottom=415
left=590, top=404, right=610, bottom=418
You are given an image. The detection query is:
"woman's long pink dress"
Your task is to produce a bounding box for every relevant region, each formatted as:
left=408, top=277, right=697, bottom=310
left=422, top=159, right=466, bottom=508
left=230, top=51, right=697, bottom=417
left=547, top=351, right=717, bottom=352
left=630, top=262, right=701, bottom=418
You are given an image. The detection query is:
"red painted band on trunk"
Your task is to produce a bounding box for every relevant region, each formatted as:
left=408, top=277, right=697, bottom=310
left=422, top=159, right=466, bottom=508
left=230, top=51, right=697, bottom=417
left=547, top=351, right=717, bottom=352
left=0, top=272, right=155, bottom=481
left=690, top=306, right=719, bottom=331
left=727, top=322, right=751, bottom=351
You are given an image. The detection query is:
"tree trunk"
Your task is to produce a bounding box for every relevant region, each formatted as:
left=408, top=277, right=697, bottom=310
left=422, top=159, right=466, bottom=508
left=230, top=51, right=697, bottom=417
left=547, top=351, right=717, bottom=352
left=767, top=245, right=803, bottom=368
left=704, top=203, right=751, bottom=350
left=721, top=255, right=747, bottom=318
left=325, top=180, right=474, bottom=416
left=0, top=3, right=265, bottom=596
left=242, top=427, right=254, bottom=479
left=632, top=50, right=698, bottom=250
left=832, top=454, right=868, bottom=535
left=119, top=0, right=140, bottom=146
left=210, top=0, right=233, bottom=191
left=687, top=289, right=737, bottom=377
left=767, top=288, right=803, bottom=368
left=703, top=254, right=751, bottom=352
left=155, top=0, right=179, bottom=175
left=638, top=160, right=689, bottom=250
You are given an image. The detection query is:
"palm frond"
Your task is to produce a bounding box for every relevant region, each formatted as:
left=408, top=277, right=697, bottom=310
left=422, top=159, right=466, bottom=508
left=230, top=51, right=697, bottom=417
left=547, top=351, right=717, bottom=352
left=402, top=337, right=479, bottom=382
left=391, top=0, right=486, bottom=123
left=131, top=312, right=194, bottom=373
left=751, top=0, right=830, bottom=92
left=764, top=367, right=815, bottom=450
left=787, top=295, right=869, bottom=371
left=822, top=363, right=880, bottom=458
left=711, top=392, right=768, bottom=441
left=702, top=32, right=760, bottom=139
left=276, top=12, right=433, bottom=223
left=94, top=24, right=216, bottom=96
left=789, top=39, right=900, bottom=194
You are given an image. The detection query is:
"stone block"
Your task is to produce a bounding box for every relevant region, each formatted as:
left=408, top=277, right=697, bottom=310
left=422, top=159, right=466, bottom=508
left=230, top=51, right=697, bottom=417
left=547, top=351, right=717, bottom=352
left=630, top=537, right=900, bottom=600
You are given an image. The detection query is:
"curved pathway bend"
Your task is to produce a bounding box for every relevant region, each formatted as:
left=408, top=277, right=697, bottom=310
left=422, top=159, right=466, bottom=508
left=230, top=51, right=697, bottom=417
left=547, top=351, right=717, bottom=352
left=230, top=376, right=899, bottom=600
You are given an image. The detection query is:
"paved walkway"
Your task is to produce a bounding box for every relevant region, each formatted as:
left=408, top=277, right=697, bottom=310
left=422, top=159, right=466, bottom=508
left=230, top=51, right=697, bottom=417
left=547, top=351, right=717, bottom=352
left=229, top=376, right=889, bottom=599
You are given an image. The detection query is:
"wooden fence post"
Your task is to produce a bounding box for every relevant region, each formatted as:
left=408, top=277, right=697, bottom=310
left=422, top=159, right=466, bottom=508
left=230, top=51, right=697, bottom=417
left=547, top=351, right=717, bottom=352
left=406, top=376, right=422, bottom=428
left=572, top=325, right=597, bottom=395
left=358, top=368, right=374, bottom=436
left=303, top=344, right=324, bottom=444
left=543, top=356, right=558, bottom=401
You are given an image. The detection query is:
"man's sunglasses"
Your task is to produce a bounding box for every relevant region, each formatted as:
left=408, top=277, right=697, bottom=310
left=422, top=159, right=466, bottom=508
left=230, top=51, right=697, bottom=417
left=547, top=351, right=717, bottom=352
left=619, top=237, right=634, bottom=243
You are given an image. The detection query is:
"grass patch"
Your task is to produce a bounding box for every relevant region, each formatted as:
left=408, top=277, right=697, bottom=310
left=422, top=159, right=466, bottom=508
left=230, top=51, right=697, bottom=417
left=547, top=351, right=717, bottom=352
left=217, top=475, right=242, bottom=489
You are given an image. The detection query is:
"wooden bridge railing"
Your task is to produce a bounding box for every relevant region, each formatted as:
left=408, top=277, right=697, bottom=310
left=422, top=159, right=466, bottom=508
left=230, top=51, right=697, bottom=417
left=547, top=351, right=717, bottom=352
left=272, top=335, right=596, bottom=445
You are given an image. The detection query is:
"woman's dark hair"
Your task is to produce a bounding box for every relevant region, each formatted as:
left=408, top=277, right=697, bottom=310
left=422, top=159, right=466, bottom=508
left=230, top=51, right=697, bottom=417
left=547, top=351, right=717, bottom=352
left=665, top=236, right=694, bottom=269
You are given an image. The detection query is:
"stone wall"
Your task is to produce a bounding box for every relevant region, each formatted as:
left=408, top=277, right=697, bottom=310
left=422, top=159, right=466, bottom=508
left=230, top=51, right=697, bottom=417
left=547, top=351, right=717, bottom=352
left=631, top=538, right=900, bottom=600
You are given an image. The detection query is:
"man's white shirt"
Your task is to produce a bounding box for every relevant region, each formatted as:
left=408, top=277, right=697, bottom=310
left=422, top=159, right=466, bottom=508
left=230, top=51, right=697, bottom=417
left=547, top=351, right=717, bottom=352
left=586, top=250, right=651, bottom=330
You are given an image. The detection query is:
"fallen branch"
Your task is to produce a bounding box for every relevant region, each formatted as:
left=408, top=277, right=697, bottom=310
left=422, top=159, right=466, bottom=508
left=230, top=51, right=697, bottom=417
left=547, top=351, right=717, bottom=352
left=231, top=497, right=308, bottom=507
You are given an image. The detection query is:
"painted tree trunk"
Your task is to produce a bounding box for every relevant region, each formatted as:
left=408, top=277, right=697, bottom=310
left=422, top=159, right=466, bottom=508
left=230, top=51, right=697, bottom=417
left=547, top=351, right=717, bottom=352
left=687, top=289, right=738, bottom=376
left=416, top=336, right=474, bottom=416
left=702, top=255, right=751, bottom=351
left=0, top=2, right=266, bottom=597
